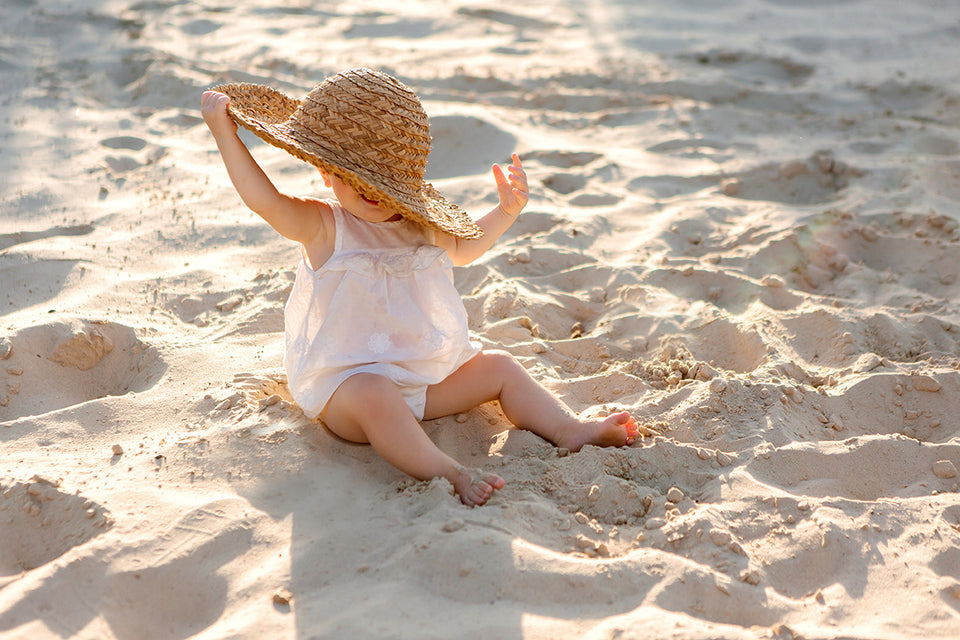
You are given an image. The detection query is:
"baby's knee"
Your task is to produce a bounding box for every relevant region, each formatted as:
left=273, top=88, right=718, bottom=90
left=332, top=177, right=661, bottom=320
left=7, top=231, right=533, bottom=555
left=480, top=349, right=525, bottom=378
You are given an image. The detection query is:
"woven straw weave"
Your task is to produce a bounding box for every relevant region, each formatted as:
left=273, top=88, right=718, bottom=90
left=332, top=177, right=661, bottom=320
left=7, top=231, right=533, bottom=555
left=213, top=68, right=482, bottom=239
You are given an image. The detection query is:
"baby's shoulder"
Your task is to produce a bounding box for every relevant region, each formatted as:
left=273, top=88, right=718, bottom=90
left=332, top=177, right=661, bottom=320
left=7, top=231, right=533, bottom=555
left=300, top=198, right=336, bottom=256
left=303, top=197, right=334, bottom=215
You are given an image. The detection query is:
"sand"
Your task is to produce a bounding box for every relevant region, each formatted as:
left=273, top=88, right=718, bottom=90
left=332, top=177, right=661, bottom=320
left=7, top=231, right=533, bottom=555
left=2, top=0, right=960, bottom=638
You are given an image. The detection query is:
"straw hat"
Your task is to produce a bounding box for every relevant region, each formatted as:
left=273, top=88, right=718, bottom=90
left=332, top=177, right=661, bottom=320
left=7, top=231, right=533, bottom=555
left=212, top=68, right=482, bottom=239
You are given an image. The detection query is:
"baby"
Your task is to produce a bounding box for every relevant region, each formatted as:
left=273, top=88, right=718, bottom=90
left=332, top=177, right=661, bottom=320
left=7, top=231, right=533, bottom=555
left=201, top=68, right=639, bottom=505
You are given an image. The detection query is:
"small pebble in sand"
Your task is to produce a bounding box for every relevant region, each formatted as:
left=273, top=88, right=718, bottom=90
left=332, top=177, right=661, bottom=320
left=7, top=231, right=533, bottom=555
left=216, top=294, right=244, bottom=312
left=708, top=528, right=731, bottom=546
left=933, top=460, right=957, bottom=479
left=761, top=274, right=786, bottom=288
left=575, top=534, right=595, bottom=550
left=740, top=570, right=761, bottom=586
left=720, top=178, right=740, bottom=196
left=666, top=487, right=684, bottom=503
left=853, top=353, right=882, bottom=373
left=0, top=337, right=11, bottom=360
left=911, top=375, right=941, bottom=393
left=570, top=322, right=585, bottom=339
left=111, top=444, right=124, bottom=456
left=258, top=394, right=281, bottom=411
left=273, top=588, right=293, bottom=607
left=442, top=518, right=465, bottom=533
left=689, top=361, right=717, bottom=381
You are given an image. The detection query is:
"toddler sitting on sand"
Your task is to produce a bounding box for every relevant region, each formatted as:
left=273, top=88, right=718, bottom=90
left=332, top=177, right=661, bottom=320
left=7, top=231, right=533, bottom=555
left=201, top=68, right=639, bottom=505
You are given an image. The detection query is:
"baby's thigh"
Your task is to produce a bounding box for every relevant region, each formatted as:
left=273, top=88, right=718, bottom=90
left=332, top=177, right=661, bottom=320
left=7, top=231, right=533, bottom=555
left=321, top=373, right=409, bottom=443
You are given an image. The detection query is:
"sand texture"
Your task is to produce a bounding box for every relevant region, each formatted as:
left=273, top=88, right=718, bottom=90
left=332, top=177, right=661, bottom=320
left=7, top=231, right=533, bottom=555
left=2, top=1, right=960, bottom=638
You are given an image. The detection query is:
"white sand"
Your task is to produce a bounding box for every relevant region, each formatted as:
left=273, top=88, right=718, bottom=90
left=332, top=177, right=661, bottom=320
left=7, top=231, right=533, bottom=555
left=2, top=1, right=960, bottom=638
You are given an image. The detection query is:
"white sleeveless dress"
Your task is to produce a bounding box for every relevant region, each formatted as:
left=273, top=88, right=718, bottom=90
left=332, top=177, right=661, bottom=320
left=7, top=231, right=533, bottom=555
left=284, top=201, right=481, bottom=420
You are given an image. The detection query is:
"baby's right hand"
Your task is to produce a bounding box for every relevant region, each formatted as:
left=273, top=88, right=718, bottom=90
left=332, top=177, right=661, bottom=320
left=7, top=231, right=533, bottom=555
left=201, top=91, right=236, bottom=135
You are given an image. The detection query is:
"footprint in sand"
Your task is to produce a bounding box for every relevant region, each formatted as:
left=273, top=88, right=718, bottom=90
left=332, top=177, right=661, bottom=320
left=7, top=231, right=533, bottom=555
left=536, top=153, right=622, bottom=206
left=100, top=136, right=147, bottom=151
left=745, top=438, right=960, bottom=501
left=525, top=150, right=603, bottom=169
left=721, top=152, right=861, bottom=205
left=181, top=19, right=221, bottom=36
left=99, top=134, right=166, bottom=175
left=426, top=115, right=516, bottom=180
left=683, top=49, right=815, bottom=86
left=455, top=7, right=558, bottom=30
left=542, top=172, right=587, bottom=195
left=0, top=319, right=163, bottom=422
left=344, top=15, right=437, bottom=39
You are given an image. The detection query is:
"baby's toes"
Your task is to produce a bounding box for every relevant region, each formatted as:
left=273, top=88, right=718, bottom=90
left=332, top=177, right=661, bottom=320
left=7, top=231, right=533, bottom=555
left=459, top=473, right=505, bottom=506
left=485, top=473, right=506, bottom=490
left=461, top=483, right=489, bottom=507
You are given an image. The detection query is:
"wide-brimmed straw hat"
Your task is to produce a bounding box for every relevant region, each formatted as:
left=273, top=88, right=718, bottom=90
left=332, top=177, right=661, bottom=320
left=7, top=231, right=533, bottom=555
left=212, top=68, right=482, bottom=239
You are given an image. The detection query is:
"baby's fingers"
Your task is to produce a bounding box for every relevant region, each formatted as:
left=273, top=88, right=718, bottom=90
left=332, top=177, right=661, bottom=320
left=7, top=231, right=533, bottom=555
left=507, top=153, right=526, bottom=179
left=201, top=90, right=230, bottom=111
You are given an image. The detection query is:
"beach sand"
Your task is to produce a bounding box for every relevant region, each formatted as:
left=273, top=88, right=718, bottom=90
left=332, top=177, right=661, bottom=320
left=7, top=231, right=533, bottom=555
left=2, top=1, right=959, bottom=638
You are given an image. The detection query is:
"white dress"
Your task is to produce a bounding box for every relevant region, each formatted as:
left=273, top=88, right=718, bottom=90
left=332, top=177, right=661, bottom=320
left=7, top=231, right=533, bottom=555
left=284, top=201, right=481, bottom=420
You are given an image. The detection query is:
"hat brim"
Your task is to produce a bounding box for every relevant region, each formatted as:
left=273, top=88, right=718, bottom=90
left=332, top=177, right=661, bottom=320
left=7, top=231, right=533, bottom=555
left=211, top=83, right=483, bottom=240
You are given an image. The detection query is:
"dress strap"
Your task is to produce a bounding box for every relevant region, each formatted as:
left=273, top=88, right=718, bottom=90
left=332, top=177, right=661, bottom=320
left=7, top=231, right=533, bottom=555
left=326, top=201, right=347, bottom=255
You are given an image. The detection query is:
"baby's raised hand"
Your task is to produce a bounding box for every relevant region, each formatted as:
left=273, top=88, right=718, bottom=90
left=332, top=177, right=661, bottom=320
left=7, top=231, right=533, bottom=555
left=200, top=90, right=237, bottom=135
left=493, top=153, right=528, bottom=217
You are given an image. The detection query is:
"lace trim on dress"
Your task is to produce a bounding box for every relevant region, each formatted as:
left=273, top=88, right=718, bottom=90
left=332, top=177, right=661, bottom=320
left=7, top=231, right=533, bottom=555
left=323, top=243, right=450, bottom=277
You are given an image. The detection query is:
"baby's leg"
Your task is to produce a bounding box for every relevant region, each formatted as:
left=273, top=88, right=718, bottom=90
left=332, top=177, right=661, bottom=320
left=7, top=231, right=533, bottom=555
left=321, top=373, right=504, bottom=506
left=424, top=350, right=640, bottom=451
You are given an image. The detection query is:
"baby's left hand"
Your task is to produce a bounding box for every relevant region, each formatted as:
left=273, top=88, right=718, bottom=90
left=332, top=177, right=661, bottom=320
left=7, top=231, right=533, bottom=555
left=493, top=153, right=528, bottom=217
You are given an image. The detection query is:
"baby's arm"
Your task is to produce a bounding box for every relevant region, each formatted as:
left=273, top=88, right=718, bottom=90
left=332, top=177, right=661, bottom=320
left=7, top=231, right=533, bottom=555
left=201, top=91, right=328, bottom=245
left=435, top=153, right=528, bottom=266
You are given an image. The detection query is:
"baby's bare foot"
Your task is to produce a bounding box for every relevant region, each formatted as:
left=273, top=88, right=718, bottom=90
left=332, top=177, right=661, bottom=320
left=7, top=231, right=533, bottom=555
left=450, top=467, right=505, bottom=507
left=557, top=411, right=639, bottom=453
